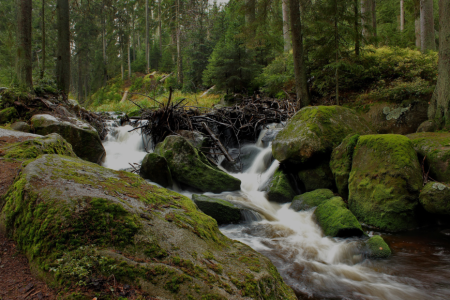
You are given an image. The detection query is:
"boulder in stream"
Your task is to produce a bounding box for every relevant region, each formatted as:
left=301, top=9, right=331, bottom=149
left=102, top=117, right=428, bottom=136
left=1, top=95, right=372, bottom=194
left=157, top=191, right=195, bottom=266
left=31, top=114, right=105, bottom=164
left=297, top=159, right=335, bottom=192
left=348, top=134, right=422, bottom=232
left=419, top=182, right=450, bottom=215
left=361, top=235, right=392, bottom=259
left=0, top=154, right=296, bottom=300
left=314, top=196, right=365, bottom=237
left=192, top=194, right=241, bottom=224
left=290, top=189, right=335, bottom=211
left=155, top=135, right=241, bottom=193
left=267, top=168, right=296, bottom=203
left=139, top=153, right=173, bottom=187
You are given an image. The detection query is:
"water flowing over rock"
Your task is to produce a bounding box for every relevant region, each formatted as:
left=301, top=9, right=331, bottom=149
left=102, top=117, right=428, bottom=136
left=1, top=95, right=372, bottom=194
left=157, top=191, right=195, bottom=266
left=419, top=182, right=450, bottom=215
left=290, top=189, right=335, bottom=211
left=0, top=154, right=296, bottom=300
left=31, top=114, right=105, bottom=164
left=155, top=135, right=241, bottom=193
left=192, top=194, right=242, bottom=224
left=139, top=153, right=173, bottom=187
left=348, top=134, right=422, bottom=232
left=266, top=168, right=296, bottom=203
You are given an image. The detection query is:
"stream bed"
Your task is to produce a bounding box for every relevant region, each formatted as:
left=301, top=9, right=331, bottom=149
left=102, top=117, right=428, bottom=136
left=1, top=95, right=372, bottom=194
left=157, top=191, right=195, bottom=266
left=101, top=119, right=450, bottom=300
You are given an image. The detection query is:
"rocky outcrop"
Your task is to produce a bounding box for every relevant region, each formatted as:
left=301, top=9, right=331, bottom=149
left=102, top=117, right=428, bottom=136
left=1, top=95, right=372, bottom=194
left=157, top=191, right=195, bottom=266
left=155, top=135, right=241, bottom=193
left=419, top=182, right=450, bottom=215
left=361, top=236, right=391, bottom=259
left=290, top=189, right=335, bottom=211
left=31, top=114, right=105, bottom=164
left=330, top=134, right=360, bottom=199
left=11, top=121, right=31, bottom=133
left=0, top=107, right=18, bottom=124
left=407, top=132, right=450, bottom=183
left=192, top=194, right=242, bottom=224
left=297, top=160, right=335, bottom=192
left=348, top=134, right=422, bottom=231
left=139, top=153, right=173, bottom=187
left=0, top=155, right=296, bottom=300
left=267, top=168, right=296, bottom=203
left=272, top=106, right=373, bottom=165
left=314, top=197, right=365, bottom=237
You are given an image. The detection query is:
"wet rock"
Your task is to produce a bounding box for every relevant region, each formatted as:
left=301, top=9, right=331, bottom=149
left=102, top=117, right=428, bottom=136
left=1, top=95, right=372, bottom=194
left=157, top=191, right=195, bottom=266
left=290, top=189, right=335, bottom=211
left=10, top=121, right=31, bottom=133
left=192, top=194, right=241, bottom=224
left=272, top=106, right=373, bottom=165
left=267, top=168, right=296, bottom=203
left=155, top=135, right=241, bottom=193
left=330, top=134, right=360, bottom=199
left=0, top=107, right=18, bottom=124
left=314, top=197, right=365, bottom=237
left=261, top=128, right=283, bottom=148
left=297, top=160, right=335, bottom=192
left=139, top=153, right=173, bottom=188
left=419, top=182, right=450, bottom=215
left=407, top=132, right=450, bottom=183
left=361, top=235, right=391, bottom=259
left=176, top=130, right=210, bottom=150
left=349, top=134, right=422, bottom=232
left=221, top=146, right=267, bottom=173
left=31, top=114, right=105, bottom=164
left=0, top=154, right=296, bottom=299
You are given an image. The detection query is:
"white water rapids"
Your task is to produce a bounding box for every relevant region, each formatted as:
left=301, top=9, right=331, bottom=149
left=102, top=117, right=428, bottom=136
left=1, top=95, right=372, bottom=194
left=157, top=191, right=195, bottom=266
left=101, top=119, right=450, bottom=300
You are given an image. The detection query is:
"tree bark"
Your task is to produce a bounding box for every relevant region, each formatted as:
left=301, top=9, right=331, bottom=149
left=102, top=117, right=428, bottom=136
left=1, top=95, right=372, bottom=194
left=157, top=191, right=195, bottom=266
left=41, top=0, right=46, bottom=79
left=145, top=0, right=150, bottom=73
left=176, top=0, right=183, bottom=85
left=354, top=0, right=360, bottom=56
left=428, top=0, right=450, bottom=127
left=289, top=0, right=309, bottom=107
left=414, top=0, right=421, bottom=48
left=159, top=0, right=162, bottom=69
left=245, top=0, right=256, bottom=26
left=16, top=0, right=33, bottom=90
left=282, top=0, right=291, bottom=52
left=56, top=0, right=70, bottom=94
left=420, top=0, right=436, bottom=52
left=400, top=0, right=405, bottom=31
left=128, top=36, right=131, bottom=79
left=361, top=0, right=374, bottom=43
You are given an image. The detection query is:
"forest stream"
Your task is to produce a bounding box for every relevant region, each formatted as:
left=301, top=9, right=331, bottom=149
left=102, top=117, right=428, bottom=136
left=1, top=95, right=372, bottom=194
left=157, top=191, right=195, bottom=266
left=102, top=119, right=450, bottom=300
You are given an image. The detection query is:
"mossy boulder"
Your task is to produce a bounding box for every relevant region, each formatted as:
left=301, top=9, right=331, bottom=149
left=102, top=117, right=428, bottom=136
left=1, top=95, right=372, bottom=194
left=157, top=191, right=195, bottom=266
left=11, top=121, right=31, bottom=133
left=140, top=153, right=173, bottom=188
left=192, top=194, right=241, bottom=224
left=407, top=132, right=450, bottom=183
left=348, top=134, right=422, bottom=232
left=0, top=107, right=18, bottom=124
left=0, top=155, right=296, bottom=300
left=155, top=135, right=241, bottom=193
left=290, top=189, right=335, bottom=211
left=419, top=182, right=450, bottom=215
left=314, top=197, right=365, bottom=237
left=0, top=133, right=76, bottom=160
left=266, top=168, right=296, bottom=203
left=272, top=106, right=373, bottom=165
left=330, top=134, right=360, bottom=199
left=361, top=235, right=391, bottom=259
left=297, top=159, right=335, bottom=192
left=31, top=114, right=105, bottom=164
left=176, top=130, right=211, bottom=150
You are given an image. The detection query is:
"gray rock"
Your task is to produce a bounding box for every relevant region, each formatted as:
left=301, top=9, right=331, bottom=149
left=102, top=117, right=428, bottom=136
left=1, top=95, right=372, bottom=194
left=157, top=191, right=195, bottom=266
left=261, top=128, right=282, bottom=147
left=11, top=121, right=31, bottom=133
left=139, top=153, right=173, bottom=187
left=192, top=194, right=242, bottom=224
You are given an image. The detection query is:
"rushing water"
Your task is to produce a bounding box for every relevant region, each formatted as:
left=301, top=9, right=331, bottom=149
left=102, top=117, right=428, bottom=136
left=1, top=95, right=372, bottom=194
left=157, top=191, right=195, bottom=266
left=102, top=119, right=450, bottom=300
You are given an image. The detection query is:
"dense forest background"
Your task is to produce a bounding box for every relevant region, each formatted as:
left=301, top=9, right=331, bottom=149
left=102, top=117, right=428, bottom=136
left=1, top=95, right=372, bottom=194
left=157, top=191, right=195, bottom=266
left=0, top=0, right=441, bottom=108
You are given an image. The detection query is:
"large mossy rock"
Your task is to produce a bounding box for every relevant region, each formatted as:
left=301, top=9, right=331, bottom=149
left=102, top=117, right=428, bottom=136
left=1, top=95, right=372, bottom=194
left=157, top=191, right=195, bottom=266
left=155, top=135, right=241, bottom=193
left=31, top=114, right=105, bottom=164
left=0, top=133, right=76, bottom=160
left=314, top=197, right=365, bottom=237
left=419, top=182, right=450, bottom=215
left=361, top=235, right=392, bottom=259
left=266, top=168, right=296, bottom=203
left=0, top=155, right=296, bottom=300
left=139, top=153, right=173, bottom=187
left=330, top=134, right=360, bottom=199
left=348, top=134, right=422, bottom=231
left=0, top=107, right=18, bottom=124
left=290, top=189, right=334, bottom=211
left=407, top=132, right=450, bottom=183
left=272, top=106, right=373, bottom=164
left=192, top=194, right=241, bottom=224
left=297, top=159, right=335, bottom=192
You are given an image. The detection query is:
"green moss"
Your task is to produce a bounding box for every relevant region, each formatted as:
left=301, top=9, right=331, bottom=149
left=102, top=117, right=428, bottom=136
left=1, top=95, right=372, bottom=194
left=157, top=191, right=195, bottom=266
left=0, top=107, right=18, bottom=124
left=290, top=189, right=335, bottom=211
left=419, top=182, right=450, bottom=215
left=297, top=159, right=335, bottom=192
left=145, top=243, right=169, bottom=259
left=314, top=197, right=365, bottom=237
left=192, top=194, right=241, bottom=224
left=363, top=235, right=391, bottom=259
left=163, top=273, right=192, bottom=293
left=267, top=168, right=296, bottom=203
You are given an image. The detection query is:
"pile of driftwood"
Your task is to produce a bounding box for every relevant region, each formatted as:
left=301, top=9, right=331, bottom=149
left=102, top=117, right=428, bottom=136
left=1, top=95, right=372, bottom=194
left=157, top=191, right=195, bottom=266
left=126, top=90, right=296, bottom=166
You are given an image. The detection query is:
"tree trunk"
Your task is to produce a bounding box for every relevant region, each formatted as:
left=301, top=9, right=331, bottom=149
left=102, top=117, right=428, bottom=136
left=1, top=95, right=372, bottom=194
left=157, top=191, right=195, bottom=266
left=282, top=0, right=291, bottom=52
left=159, top=0, right=162, bottom=69
left=420, top=0, right=436, bottom=52
left=372, top=0, right=377, bottom=42
left=354, top=0, right=360, bottom=56
left=128, top=36, right=131, bottom=79
left=176, top=0, right=183, bottom=85
left=16, top=0, right=33, bottom=90
left=414, top=0, right=421, bottom=48
left=428, top=0, right=450, bottom=127
left=400, top=0, right=405, bottom=32
left=145, top=0, right=149, bottom=73
left=289, top=0, right=309, bottom=107
left=361, top=0, right=374, bottom=43
left=56, top=0, right=70, bottom=94
left=41, top=0, right=46, bottom=79
left=245, top=0, right=256, bottom=26
left=335, top=0, right=339, bottom=106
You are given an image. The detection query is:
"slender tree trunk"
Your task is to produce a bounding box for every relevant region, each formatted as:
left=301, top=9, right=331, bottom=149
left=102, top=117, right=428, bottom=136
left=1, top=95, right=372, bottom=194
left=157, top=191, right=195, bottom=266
left=335, top=0, right=339, bottom=106
left=245, top=0, right=256, bottom=27
left=420, top=0, right=436, bottom=52
left=128, top=36, right=131, bottom=79
left=145, top=0, right=149, bottom=73
left=102, top=13, right=107, bottom=85
left=159, top=0, right=162, bottom=69
left=372, top=0, right=377, bottom=42
left=289, top=0, right=309, bottom=107
left=77, top=55, right=82, bottom=102
left=361, top=0, right=374, bottom=43
left=428, top=0, right=450, bottom=127
left=17, top=0, right=33, bottom=90
left=176, top=0, right=183, bottom=85
left=41, top=0, right=46, bottom=79
left=282, top=0, right=291, bottom=52
left=415, top=0, right=421, bottom=48
left=354, top=0, right=360, bottom=56
left=400, top=0, right=405, bottom=32
left=56, top=0, right=70, bottom=94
